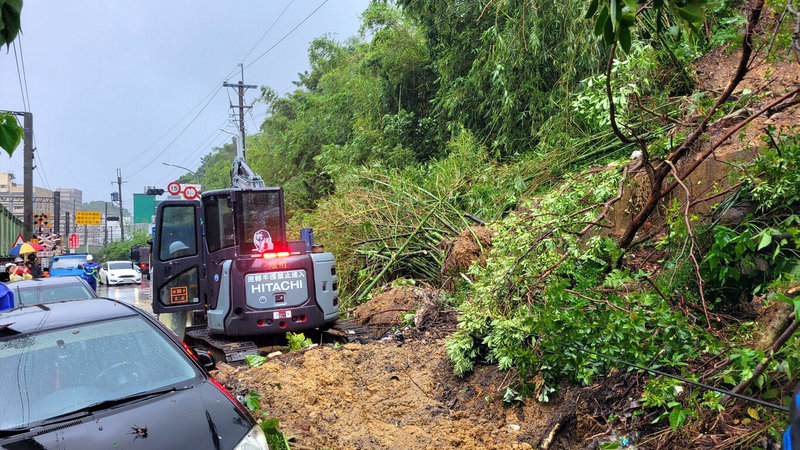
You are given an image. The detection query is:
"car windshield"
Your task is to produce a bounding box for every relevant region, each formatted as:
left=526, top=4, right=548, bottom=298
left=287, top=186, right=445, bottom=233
left=17, top=284, right=94, bottom=306
left=0, top=316, right=200, bottom=430
left=50, top=257, right=87, bottom=270
left=108, top=262, right=134, bottom=271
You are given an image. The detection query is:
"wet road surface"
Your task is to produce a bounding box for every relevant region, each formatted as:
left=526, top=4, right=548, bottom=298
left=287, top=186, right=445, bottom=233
left=96, top=280, right=152, bottom=313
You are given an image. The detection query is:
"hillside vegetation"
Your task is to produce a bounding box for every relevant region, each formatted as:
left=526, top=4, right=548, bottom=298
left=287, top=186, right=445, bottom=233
left=192, top=0, right=800, bottom=445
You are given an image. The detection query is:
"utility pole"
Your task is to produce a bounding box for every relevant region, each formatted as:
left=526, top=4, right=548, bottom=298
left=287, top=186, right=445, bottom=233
left=104, top=202, right=108, bottom=246
left=116, top=168, right=125, bottom=240
left=223, top=64, right=256, bottom=159
left=64, top=212, right=70, bottom=254
left=53, top=191, right=61, bottom=236
left=23, top=112, right=33, bottom=239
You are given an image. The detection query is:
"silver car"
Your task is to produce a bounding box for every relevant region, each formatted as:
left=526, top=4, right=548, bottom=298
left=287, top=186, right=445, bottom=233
left=6, top=276, right=96, bottom=307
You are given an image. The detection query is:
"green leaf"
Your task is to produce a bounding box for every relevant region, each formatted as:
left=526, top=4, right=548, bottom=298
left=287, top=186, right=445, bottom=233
left=619, top=25, right=632, bottom=53
left=245, top=354, right=267, bottom=367
left=0, top=0, right=22, bottom=46
left=0, top=113, right=23, bottom=156
left=757, top=232, right=772, bottom=250
left=595, top=6, right=609, bottom=36
left=609, top=0, right=618, bottom=30
left=585, top=0, right=600, bottom=19
left=603, top=14, right=615, bottom=45
left=676, top=4, right=704, bottom=23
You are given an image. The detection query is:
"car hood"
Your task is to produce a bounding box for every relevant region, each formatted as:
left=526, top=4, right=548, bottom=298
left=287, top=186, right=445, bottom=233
left=0, top=382, right=254, bottom=449
left=106, top=269, right=140, bottom=277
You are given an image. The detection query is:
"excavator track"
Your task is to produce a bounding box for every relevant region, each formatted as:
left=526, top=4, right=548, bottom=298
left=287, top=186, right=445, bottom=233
left=185, top=326, right=259, bottom=365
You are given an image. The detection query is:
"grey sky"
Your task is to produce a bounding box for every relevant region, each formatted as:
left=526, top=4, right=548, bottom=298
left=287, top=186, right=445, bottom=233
left=1, top=0, right=370, bottom=205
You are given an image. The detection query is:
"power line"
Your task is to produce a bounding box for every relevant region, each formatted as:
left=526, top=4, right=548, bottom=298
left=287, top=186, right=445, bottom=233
left=11, top=41, right=28, bottom=112
left=121, top=81, right=229, bottom=169
left=124, top=85, right=224, bottom=180
left=244, top=0, right=330, bottom=70
left=17, top=35, right=32, bottom=116
left=241, top=0, right=296, bottom=62
left=17, top=36, right=53, bottom=192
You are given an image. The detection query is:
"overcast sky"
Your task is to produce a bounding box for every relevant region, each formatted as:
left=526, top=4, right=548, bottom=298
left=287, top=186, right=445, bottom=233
left=1, top=0, right=370, bottom=205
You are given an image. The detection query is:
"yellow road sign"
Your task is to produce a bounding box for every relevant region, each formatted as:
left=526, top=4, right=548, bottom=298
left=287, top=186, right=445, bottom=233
left=75, top=211, right=102, bottom=225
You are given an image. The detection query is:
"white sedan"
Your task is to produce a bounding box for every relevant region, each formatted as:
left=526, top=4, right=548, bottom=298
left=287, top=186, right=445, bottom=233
left=99, top=260, right=143, bottom=285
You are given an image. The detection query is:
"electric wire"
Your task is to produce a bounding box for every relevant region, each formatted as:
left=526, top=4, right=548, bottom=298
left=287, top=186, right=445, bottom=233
left=241, top=0, right=296, bottom=62
left=11, top=41, right=28, bottom=112
left=16, top=36, right=54, bottom=192
left=243, top=0, right=329, bottom=70
left=160, top=134, right=230, bottom=187
left=125, top=85, right=224, bottom=180
left=528, top=331, right=791, bottom=413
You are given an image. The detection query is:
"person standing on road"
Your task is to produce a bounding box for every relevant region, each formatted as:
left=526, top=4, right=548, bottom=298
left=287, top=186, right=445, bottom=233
left=25, top=254, right=40, bottom=278
left=79, top=255, right=100, bottom=291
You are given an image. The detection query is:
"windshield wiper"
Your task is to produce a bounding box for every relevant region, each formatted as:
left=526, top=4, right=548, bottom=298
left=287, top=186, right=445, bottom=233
left=0, top=426, right=31, bottom=437
left=39, top=385, right=193, bottom=426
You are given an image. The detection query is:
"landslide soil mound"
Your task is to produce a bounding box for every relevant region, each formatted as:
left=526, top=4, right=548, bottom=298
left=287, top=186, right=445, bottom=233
left=214, top=334, right=581, bottom=449
left=441, top=227, right=494, bottom=284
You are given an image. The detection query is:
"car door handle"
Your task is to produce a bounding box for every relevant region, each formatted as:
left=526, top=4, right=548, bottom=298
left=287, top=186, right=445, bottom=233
left=165, top=263, right=173, bottom=278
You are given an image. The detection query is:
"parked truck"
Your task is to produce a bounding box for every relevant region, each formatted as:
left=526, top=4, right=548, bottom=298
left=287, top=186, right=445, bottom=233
left=130, top=245, right=151, bottom=280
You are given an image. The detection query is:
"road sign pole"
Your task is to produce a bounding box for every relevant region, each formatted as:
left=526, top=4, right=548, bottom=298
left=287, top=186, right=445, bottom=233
left=85, top=224, right=88, bottom=253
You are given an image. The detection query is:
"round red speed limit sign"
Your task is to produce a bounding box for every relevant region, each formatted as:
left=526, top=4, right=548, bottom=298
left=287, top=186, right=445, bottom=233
left=167, top=182, right=181, bottom=195
left=183, top=185, right=198, bottom=200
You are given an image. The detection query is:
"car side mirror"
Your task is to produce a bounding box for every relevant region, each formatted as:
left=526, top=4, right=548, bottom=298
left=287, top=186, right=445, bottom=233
left=195, top=348, right=216, bottom=371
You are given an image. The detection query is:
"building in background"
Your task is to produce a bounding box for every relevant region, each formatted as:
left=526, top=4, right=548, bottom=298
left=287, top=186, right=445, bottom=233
left=0, top=172, right=55, bottom=223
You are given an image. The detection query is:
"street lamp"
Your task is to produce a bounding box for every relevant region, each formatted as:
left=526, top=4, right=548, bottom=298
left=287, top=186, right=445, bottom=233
left=161, top=162, right=197, bottom=177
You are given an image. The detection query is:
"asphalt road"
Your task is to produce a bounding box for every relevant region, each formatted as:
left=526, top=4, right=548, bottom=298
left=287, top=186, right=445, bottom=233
left=96, top=280, right=153, bottom=313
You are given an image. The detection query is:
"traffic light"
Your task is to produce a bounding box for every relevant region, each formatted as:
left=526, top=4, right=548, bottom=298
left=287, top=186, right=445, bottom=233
left=110, top=192, right=120, bottom=202
left=146, top=188, right=165, bottom=196
left=106, top=216, right=120, bottom=221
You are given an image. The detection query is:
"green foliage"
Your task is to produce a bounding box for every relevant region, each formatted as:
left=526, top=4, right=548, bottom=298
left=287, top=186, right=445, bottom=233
left=571, top=43, right=659, bottom=130
left=99, top=228, right=150, bottom=262
left=446, top=162, right=708, bottom=398
left=399, top=0, right=604, bottom=158
left=245, top=354, right=267, bottom=367
left=702, top=130, right=800, bottom=301
left=746, top=126, right=800, bottom=210
left=242, top=391, right=291, bottom=450
left=0, top=113, right=23, bottom=157
left=0, top=1, right=22, bottom=158
left=585, top=0, right=710, bottom=53
left=0, top=0, right=22, bottom=48
left=285, top=332, right=313, bottom=351
left=293, top=131, right=532, bottom=305
left=261, top=417, right=291, bottom=450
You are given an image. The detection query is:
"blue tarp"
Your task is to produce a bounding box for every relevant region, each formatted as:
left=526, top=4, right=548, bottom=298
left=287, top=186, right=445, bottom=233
left=0, top=282, right=13, bottom=311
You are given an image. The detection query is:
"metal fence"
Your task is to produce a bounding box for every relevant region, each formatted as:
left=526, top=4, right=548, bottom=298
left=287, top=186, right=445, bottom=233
left=0, top=203, right=23, bottom=257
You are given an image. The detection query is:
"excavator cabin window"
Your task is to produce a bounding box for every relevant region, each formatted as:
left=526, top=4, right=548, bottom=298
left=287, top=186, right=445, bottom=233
left=203, top=194, right=235, bottom=253
left=239, top=190, right=285, bottom=254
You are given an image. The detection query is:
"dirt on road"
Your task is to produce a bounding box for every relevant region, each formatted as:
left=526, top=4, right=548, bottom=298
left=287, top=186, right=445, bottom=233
left=213, top=330, right=584, bottom=450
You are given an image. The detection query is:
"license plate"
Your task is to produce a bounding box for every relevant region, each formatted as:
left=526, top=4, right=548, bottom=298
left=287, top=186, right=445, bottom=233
left=273, top=310, right=292, bottom=319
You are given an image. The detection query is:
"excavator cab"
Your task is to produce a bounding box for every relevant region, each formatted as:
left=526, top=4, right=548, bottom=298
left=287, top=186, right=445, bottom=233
left=152, top=187, right=339, bottom=341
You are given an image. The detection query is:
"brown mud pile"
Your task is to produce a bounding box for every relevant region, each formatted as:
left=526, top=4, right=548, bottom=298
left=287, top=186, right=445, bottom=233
left=214, top=334, right=584, bottom=449
left=440, top=226, right=495, bottom=286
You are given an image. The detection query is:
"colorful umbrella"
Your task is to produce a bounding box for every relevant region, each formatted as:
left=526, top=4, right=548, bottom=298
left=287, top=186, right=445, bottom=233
left=9, top=242, right=45, bottom=255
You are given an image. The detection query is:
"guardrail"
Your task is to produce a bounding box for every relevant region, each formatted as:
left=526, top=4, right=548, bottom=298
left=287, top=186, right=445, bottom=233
left=0, top=203, right=23, bottom=257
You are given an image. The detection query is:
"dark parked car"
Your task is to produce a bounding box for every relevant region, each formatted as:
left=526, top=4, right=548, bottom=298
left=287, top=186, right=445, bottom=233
left=6, top=275, right=96, bottom=308
left=0, top=298, right=269, bottom=449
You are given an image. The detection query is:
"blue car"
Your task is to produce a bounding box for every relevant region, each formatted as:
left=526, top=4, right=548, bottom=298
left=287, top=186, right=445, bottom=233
left=49, top=254, right=91, bottom=277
